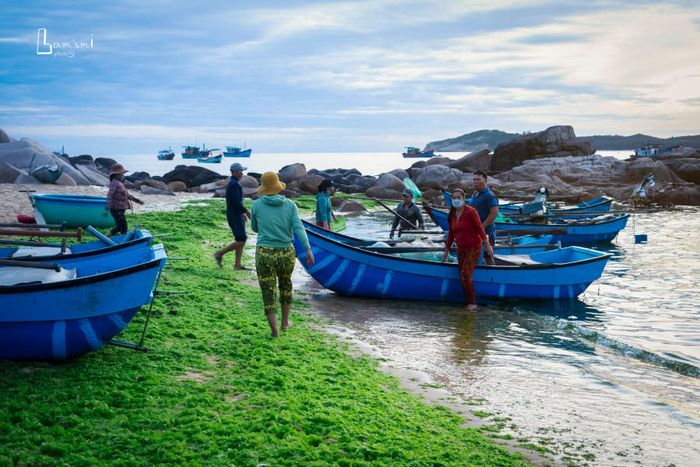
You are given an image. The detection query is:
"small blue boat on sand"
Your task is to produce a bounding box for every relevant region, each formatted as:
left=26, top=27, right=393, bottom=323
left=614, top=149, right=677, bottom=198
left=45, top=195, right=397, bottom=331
left=0, top=243, right=167, bottom=361
left=428, top=208, right=628, bottom=246
left=294, top=227, right=610, bottom=304
left=0, top=229, right=153, bottom=262
left=32, top=194, right=116, bottom=229
left=223, top=146, right=252, bottom=158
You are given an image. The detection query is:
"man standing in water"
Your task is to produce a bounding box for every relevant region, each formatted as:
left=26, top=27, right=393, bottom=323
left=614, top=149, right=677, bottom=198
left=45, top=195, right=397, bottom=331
left=389, top=189, right=425, bottom=239
left=470, top=171, right=498, bottom=264
left=214, top=162, right=250, bottom=270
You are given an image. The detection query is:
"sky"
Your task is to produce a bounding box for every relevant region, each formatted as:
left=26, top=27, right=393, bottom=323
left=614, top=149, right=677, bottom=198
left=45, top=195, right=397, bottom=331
left=1, top=0, right=699, bottom=155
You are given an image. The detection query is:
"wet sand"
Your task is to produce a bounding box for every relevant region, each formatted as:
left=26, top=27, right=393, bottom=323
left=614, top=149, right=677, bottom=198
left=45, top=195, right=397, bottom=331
left=0, top=183, right=215, bottom=224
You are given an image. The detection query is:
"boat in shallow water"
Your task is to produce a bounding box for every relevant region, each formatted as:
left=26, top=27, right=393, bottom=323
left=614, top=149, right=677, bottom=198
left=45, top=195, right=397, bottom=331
left=294, top=226, right=610, bottom=304
left=0, top=243, right=167, bottom=361
left=223, top=146, right=252, bottom=158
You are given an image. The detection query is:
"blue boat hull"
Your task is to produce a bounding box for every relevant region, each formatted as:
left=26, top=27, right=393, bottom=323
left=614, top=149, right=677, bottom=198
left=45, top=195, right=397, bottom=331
left=223, top=148, right=252, bottom=157
left=0, top=230, right=152, bottom=261
left=0, top=244, right=166, bottom=360
left=197, top=156, right=222, bottom=163
left=429, top=209, right=628, bottom=245
left=294, top=229, right=609, bottom=304
left=442, top=191, right=612, bottom=217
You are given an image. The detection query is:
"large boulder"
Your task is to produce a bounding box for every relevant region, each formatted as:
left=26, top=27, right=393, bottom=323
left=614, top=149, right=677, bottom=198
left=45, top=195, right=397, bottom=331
left=0, top=128, right=11, bottom=144
left=239, top=174, right=259, bottom=189
left=366, top=186, right=402, bottom=200
left=374, top=173, right=404, bottom=192
left=0, top=160, right=23, bottom=183
left=95, top=157, right=118, bottom=175
left=140, top=185, right=175, bottom=196
left=0, top=137, right=91, bottom=185
left=659, top=158, right=700, bottom=184
left=278, top=163, right=307, bottom=183
left=425, top=156, right=453, bottom=167
left=73, top=164, right=110, bottom=186
left=387, top=168, right=409, bottom=180
left=448, top=148, right=491, bottom=173
left=162, top=165, right=225, bottom=188
left=167, top=181, right=188, bottom=192
left=413, top=165, right=462, bottom=189
left=492, top=125, right=594, bottom=172
left=336, top=201, right=368, bottom=213
left=126, top=171, right=151, bottom=183
left=299, top=174, right=325, bottom=193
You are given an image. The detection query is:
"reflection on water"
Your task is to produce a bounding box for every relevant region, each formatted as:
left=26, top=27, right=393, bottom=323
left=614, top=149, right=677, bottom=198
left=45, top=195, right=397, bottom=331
left=295, top=207, right=700, bottom=465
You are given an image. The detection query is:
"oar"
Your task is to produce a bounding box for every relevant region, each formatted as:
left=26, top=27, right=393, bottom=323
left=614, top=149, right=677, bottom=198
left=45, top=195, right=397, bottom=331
left=0, top=227, right=82, bottom=240
left=371, top=197, right=419, bottom=230
left=0, top=258, right=61, bottom=271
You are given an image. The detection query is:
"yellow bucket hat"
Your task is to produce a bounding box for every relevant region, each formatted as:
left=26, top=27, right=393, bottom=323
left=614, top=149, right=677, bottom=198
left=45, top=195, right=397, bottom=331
left=257, top=171, right=286, bottom=195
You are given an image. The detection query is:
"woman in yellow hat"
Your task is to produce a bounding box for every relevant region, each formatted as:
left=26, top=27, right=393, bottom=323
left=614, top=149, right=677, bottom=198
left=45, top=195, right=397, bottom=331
left=250, top=172, right=315, bottom=337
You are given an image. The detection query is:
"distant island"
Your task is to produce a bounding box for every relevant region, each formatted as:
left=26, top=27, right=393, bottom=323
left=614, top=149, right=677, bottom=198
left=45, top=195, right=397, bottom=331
left=424, top=129, right=700, bottom=152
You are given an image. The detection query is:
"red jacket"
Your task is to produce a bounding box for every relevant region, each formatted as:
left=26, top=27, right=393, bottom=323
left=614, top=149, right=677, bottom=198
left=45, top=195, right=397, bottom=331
left=445, top=206, right=488, bottom=250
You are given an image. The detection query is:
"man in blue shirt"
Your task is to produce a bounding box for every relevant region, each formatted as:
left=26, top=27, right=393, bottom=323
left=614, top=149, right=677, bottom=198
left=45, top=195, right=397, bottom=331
left=470, top=170, right=499, bottom=248
left=214, top=162, right=251, bottom=270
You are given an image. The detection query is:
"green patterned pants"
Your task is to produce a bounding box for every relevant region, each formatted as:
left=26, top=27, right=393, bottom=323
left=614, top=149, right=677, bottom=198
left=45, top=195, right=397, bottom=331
left=255, top=246, right=296, bottom=316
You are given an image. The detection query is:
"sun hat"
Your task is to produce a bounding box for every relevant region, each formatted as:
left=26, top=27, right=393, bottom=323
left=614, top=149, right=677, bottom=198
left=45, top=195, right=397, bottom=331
left=230, top=162, right=247, bottom=172
left=257, top=171, right=286, bottom=195
left=109, top=163, right=128, bottom=176
left=402, top=188, right=413, bottom=197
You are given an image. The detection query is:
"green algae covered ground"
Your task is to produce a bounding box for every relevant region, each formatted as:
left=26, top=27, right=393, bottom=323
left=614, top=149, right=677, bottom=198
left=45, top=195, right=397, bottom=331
left=0, top=198, right=528, bottom=466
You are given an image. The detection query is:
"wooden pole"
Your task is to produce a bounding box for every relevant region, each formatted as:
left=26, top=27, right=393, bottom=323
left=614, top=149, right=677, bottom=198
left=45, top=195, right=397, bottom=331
left=371, top=197, right=419, bottom=230
left=0, top=227, right=82, bottom=240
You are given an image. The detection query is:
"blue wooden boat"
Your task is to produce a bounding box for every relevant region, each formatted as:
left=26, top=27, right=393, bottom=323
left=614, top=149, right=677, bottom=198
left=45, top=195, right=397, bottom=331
left=32, top=194, right=116, bottom=229
left=0, top=243, right=167, bottom=360
left=0, top=229, right=152, bottom=261
left=30, top=164, right=62, bottom=183
left=182, top=145, right=201, bottom=159
left=157, top=147, right=175, bottom=160
left=427, top=208, right=628, bottom=245
left=294, top=228, right=610, bottom=303
left=197, top=154, right=222, bottom=163
left=301, top=220, right=555, bottom=253
left=223, top=146, right=252, bottom=158
left=442, top=191, right=613, bottom=216
left=403, top=146, right=434, bottom=158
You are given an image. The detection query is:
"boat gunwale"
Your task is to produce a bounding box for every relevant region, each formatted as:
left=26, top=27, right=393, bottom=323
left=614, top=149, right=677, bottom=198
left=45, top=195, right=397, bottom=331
left=5, top=233, right=152, bottom=263
left=0, top=245, right=165, bottom=294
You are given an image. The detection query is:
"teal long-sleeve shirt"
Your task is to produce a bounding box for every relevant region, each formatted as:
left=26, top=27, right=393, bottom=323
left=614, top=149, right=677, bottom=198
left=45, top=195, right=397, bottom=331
left=250, top=194, right=310, bottom=250
left=315, top=192, right=333, bottom=223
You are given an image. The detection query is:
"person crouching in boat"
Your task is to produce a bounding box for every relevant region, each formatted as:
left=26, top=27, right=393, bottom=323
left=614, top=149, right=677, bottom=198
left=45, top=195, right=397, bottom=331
left=105, top=163, right=143, bottom=236
left=389, top=189, right=425, bottom=239
left=315, top=179, right=336, bottom=230
left=441, top=188, right=493, bottom=310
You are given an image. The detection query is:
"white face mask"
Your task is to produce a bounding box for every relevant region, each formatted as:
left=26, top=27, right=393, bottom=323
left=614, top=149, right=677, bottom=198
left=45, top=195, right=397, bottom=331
left=452, top=199, right=464, bottom=208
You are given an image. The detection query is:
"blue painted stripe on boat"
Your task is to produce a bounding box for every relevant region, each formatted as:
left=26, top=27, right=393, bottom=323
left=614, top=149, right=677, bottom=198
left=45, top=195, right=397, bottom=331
left=498, top=283, right=506, bottom=298
left=553, top=285, right=560, bottom=299
left=108, top=313, right=128, bottom=330
left=308, top=254, right=336, bottom=274
left=348, top=264, right=366, bottom=294
left=440, top=278, right=449, bottom=300
left=52, top=320, right=66, bottom=360
left=325, top=259, right=349, bottom=287
left=379, top=270, right=393, bottom=296
left=79, top=319, right=102, bottom=350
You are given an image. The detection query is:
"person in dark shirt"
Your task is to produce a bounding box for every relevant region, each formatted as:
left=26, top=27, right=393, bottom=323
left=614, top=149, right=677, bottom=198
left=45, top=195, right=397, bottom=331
left=105, top=163, right=143, bottom=236
left=389, top=189, right=425, bottom=239
left=470, top=170, right=499, bottom=247
left=214, top=163, right=251, bottom=270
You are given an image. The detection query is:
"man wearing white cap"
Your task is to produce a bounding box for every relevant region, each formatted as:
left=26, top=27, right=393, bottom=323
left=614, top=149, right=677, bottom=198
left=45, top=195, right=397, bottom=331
left=214, top=162, right=250, bottom=270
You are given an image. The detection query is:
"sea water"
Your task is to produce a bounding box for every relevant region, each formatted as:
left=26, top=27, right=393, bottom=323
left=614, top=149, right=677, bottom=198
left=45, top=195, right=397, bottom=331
left=294, top=208, right=700, bottom=466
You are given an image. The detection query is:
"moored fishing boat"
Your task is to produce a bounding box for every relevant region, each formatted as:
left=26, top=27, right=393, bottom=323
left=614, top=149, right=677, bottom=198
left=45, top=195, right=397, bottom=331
left=402, top=146, right=434, bottom=158
left=181, top=145, right=201, bottom=159
left=0, top=243, right=167, bottom=360
left=294, top=228, right=610, bottom=303
left=32, top=193, right=115, bottom=228
left=157, top=147, right=175, bottom=160
left=223, top=146, right=252, bottom=158
left=197, top=154, right=222, bottom=163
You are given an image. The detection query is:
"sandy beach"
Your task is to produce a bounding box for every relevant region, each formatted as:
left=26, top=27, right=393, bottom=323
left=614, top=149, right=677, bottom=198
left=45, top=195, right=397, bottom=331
left=0, top=183, right=215, bottom=225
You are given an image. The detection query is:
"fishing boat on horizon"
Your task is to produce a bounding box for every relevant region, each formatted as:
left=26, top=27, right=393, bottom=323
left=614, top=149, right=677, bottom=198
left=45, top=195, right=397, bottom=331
left=223, top=145, right=252, bottom=158
left=157, top=147, right=175, bottom=160
left=402, top=146, right=435, bottom=158
left=635, top=143, right=660, bottom=157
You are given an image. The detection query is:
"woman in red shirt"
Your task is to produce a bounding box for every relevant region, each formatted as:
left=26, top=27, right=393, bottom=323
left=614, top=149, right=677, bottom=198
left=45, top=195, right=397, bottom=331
left=441, top=188, right=493, bottom=309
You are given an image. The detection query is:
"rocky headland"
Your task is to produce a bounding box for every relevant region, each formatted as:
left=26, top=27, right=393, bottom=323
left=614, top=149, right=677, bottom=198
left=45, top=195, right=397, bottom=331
left=1, top=125, right=699, bottom=208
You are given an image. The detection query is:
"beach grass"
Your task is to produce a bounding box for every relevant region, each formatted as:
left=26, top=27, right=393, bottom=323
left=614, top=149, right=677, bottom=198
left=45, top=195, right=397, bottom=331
left=0, top=197, right=527, bottom=466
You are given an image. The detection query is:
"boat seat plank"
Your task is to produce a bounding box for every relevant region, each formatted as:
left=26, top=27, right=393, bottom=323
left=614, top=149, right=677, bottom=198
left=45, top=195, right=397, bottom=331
left=492, top=254, right=540, bottom=266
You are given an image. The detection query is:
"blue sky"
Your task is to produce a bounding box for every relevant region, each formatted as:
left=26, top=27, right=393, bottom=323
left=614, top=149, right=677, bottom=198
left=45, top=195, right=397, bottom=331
left=1, top=0, right=699, bottom=155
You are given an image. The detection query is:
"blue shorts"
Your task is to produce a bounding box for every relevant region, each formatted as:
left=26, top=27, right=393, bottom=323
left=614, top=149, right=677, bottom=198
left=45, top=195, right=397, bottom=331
left=229, top=220, right=247, bottom=242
